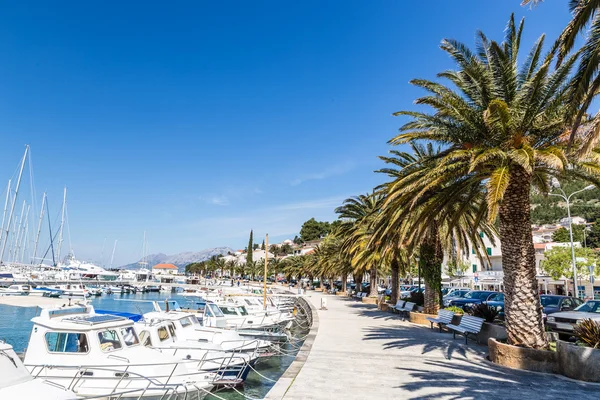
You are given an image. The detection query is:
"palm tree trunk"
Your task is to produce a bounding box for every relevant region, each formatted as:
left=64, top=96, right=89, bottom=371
left=499, top=167, right=547, bottom=349
left=341, top=273, right=347, bottom=293
left=420, top=231, right=443, bottom=315
left=369, top=267, right=378, bottom=297
left=390, top=258, right=400, bottom=305
left=354, top=272, right=363, bottom=293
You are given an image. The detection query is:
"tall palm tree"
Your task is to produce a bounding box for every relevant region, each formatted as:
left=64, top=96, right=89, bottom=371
left=377, top=142, right=495, bottom=314
left=335, top=193, right=385, bottom=297
left=390, top=15, right=598, bottom=348
left=523, top=0, right=600, bottom=149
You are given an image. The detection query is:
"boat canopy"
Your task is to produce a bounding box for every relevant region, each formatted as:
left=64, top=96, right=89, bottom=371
left=95, top=309, right=144, bottom=322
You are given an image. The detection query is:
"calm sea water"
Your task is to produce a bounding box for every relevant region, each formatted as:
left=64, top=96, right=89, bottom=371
left=0, top=291, right=301, bottom=399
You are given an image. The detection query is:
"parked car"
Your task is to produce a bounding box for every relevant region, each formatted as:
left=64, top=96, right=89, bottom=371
left=442, top=289, right=471, bottom=307
left=484, top=292, right=505, bottom=318
left=540, top=295, right=583, bottom=321
left=546, top=300, right=600, bottom=340
left=448, top=290, right=498, bottom=312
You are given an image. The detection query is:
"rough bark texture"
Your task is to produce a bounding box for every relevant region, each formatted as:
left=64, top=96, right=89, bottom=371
left=354, top=272, right=363, bottom=293
left=369, top=267, right=378, bottom=297
left=499, top=167, right=548, bottom=349
left=390, top=258, right=400, bottom=305
left=420, top=231, right=444, bottom=315
left=341, top=273, right=348, bottom=293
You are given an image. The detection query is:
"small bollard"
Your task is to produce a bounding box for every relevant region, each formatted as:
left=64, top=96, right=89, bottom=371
left=320, top=297, right=328, bottom=310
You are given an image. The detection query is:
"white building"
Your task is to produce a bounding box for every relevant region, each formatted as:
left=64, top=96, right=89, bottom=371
left=152, top=263, right=178, bottom=275
left=560, top=216, right=587, bottom=227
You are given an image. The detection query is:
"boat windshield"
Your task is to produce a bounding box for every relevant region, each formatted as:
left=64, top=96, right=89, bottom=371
left=575, top=301, right=600, bottom=313
left=208, top=303, right=224, bottom=318
left=179, top=316, right=193, bottom=328
left=239, top=306, right=249, bottom=316
left=98, top=330, right=123, bottom=352
left=168, top=323, right=177, bottom=338
left=220, top=306, right=239, bottom=316
left=46, top=332, right=89, bottom=353
left=120, top=327, right=139, bottom=347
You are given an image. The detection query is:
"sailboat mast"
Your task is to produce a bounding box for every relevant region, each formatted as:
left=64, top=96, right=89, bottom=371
left=110, top=240, right=117, bottom=269
left=0, top=145, right=29, bottom=264
left=56, top=187, right=67, bottom=263
left=0, top=145, right=28, bottom=264
left=47, top=199, right=56, bottom=266
left=15, top=203, right=29, bottom=262
left=31, top=192, right=46, bottom=264
left=20, top=215, right=29, bottom=263
left=12, top=200, right=26, bottom=262
left=0, top=180, right=11, bottom=246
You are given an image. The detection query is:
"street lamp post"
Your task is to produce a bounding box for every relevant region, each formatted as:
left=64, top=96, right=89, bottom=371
left=549, top=180, right=595, bottom=299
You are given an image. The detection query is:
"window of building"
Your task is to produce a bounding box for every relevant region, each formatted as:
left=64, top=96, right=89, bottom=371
left=480, top=232, right=484, bottom=238
left=97, top=330, right=123, bottom=352
left=471, top=248, right=475, bottom=255
left=45, top=332, right=88, bottom=353
left=578, top=285, right=586, bottom=299
left=486, top=248, right=492, bottom=256
left=472, top=264, right=477, bottom=273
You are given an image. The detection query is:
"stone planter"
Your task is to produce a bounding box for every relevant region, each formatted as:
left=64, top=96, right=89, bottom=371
left=488, top=338, right=558, bottom=374
left=335, top=291, right=347, bottom=297
left=361, top=296, right=378, bottom=305
left=478, top=322, right=507, bottom=345
left=409, top=312, right=437, bottom=326
left=557, top=340, right=600, bottom=382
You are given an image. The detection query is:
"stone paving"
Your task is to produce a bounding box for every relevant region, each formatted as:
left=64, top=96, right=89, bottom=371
left=269, top=291, right=599, bottom=399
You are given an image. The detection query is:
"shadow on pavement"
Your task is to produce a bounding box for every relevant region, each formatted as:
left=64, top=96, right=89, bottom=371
left=392, top=358, right=599, bottom=399
left=362, top=325, right=480, bottom=360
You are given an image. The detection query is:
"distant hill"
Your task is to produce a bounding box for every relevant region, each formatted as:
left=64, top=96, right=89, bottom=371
left=119, top=247, right=234, bottom=270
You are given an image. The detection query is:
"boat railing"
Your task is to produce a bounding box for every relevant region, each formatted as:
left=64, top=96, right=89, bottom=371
left=28, top=363, right=197, bottom=399
left=107, top=354, right=131, bottom=363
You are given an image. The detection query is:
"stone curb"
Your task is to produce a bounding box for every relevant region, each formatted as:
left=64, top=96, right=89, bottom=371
left=263, top=295, right=320, bottom=399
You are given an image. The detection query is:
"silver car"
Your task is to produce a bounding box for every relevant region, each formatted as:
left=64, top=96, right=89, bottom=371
left=546, top=300, right=600, bottom=340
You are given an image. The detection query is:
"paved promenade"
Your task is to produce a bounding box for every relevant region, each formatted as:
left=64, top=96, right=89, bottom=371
left=270, top=291, right=599, bottom=399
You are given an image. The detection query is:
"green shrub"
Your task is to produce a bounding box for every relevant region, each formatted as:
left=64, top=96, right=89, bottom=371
left=574, top=319, right=600, bottom=348
left=409, top=291, right=424, bottom=307
left=445, top=306, right=464, bottom=315
left=469, top=303, right=499, bottom=323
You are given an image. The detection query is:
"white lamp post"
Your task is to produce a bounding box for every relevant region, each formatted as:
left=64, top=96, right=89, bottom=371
left=549, top=179, right=595, bottom=299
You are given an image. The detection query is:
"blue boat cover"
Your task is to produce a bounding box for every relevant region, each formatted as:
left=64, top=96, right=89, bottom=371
left=94, top=309, right=143, bottom=322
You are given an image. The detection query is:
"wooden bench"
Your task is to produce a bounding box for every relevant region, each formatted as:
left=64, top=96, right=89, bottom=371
left=389, top=300, right=405, bottom=314
left=447, top=315, right=485, bottom=344
left=426, top=309, right=455, bottom=332
left=396, top=301, right=415, bottom=320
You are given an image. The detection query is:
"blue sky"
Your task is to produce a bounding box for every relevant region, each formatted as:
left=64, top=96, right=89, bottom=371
left=0, top=1, right=572, bottom=266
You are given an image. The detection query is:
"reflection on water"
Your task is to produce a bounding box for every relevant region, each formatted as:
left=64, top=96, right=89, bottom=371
left=0, top=291, right=302, bottom=399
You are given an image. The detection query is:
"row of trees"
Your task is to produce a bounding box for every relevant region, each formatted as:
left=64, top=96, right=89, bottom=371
left=281, top=5, right=600, bottom=350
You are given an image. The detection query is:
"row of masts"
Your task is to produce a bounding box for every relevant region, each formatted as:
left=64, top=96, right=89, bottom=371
left=0, top=146, right=68, bottom=266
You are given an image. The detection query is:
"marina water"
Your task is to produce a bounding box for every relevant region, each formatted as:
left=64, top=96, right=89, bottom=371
left=0, top=291, right=303, bottom=399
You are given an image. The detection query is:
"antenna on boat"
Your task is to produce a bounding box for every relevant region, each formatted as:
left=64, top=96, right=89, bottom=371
left=32, top=192, right=46, bottom=265
left=110, top=240, right=118, bottom=269
left=0, top=145, right=28, bottom=264
left=264, top=233, right=268, bottom=310
left=56, top=187, right=67, bottom=264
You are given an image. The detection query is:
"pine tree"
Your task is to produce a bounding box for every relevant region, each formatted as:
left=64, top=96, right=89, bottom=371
left=261, top=240, right=265, bottom=250
left=246, top=230, right=253, bottom=265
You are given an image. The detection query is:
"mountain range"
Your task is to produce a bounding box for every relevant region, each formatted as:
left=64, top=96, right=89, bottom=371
left=119, top=247, right=234, bottom=270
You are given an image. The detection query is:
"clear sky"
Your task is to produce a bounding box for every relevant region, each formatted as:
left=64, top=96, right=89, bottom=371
left=0, top=1, right=572, bottom=266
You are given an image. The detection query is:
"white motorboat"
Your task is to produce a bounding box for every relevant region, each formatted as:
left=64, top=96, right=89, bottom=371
left=23, top=304, right=215, bottom=399
left=0, top=284, right=30, bottom=296
left=134, top=313, right=258, bottom=385
left=0, top=341, right=78, bottom=400
left=50, top=283, right=89, bottom=297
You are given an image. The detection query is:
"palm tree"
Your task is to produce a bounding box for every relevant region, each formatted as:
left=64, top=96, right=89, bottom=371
left=377, top=142, right=495, bottom=314
left=390, top=15, right=598, bottom=348
left=335, top=193, right=385, bottom=297
left=522, top=0, right=600, bottom=150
